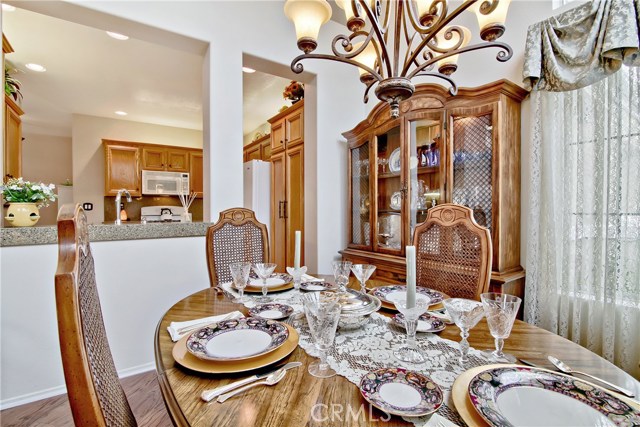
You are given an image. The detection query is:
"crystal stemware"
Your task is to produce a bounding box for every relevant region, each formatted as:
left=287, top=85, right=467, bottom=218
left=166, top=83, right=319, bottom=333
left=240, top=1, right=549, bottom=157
left=393, top=299, right=429, bottom=364
left=481, top=293, right=522, bottom=363
left=229, top=262, right=251, bottom=303
left=332, top=261, right=352, bottom=291
left=443, top=298, right=485, bottom=365
left=252, top=263, right=277, bottom=303
left=302, top=292, right=342, bottom=378
left=350, top=264, right=376, bottom=293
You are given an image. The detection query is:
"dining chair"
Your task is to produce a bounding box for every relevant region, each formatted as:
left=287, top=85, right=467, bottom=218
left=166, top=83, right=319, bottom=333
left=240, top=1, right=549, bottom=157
left=206, top=207, right=269, bottom=287
left=412, top=203, right=492, bottom=301
left=54, top=204, right=138, bottom=426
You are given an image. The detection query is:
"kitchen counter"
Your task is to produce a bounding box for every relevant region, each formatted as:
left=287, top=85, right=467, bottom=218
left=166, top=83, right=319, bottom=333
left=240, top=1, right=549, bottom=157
left=0, top=221, right=213, bottom=247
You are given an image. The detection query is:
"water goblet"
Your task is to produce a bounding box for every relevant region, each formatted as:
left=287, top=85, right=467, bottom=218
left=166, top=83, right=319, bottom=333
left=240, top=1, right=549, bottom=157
left=302, top=292, right=342, bottom=378
left=332, top=261, right=352, bottom=291
left=481, top=293, right=522, bottom=363
left=252, top=263, right=277, bottom=303
left=393, top=299, right=429, bottom=364
left=286, top=265, right=307, bottom=290
left=350, top=264, right=376, bottom=294
left=229, top=262, right=251, bottom=303
left=443, top=298, right=485, bottom=365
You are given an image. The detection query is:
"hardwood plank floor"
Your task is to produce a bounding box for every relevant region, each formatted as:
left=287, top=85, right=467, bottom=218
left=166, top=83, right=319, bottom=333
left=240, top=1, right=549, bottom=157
left=0, top=370, right=172, bottom=427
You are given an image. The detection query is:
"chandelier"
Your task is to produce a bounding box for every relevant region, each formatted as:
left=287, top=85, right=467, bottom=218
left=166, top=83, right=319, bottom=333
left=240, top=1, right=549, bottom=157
left=284, top=0, right=513, bottom=117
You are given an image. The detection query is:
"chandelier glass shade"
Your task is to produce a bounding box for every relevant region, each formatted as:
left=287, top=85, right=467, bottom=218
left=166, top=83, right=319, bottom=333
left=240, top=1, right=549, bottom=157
left=284, top=0, right=513, bottom=117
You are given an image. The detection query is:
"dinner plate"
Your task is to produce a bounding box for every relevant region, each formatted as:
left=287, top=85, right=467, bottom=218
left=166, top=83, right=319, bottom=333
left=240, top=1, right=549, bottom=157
left=359, top=367, right=443, bottom=417
left=172, top=323, right=299, bottom=374
left=299, top=281, right=338, bottom=292
left=247, top=273, right=293, bottom=288
left=392, top=312, right=445, bottom=333
left=467, top=366, right=640, bottom=427
left=372, top=285, right=443, bottom=306
left=185, top=317, right=289, bottom=361
left=248, top=303, right=294, bottom=320
left=388, top=148, right=401, bottom=173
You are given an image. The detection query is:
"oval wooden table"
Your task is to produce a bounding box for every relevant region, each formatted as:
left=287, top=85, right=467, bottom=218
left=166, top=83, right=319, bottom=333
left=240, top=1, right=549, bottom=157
left=155, top=281, right=640, bottom=427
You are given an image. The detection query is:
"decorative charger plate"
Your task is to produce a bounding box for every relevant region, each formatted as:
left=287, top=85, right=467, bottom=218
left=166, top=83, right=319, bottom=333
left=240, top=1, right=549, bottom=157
left=299, top=281, right=338, bottom=292
left=360, top=368, right=443, bottom=417
left=242, top=273, right=294, bottom=293
left=248, top=303, right=294, bottom=320
left=186, top=317, right=289, bottom=361
left=392, top=312, right=445, bottom=333
left=173, top=323, right=299, bottom=374
left=388, top=148, right=401, bottom=173
left=467, top=366, right=640, bottom=427
left=372, top=285, right=443, bottom=306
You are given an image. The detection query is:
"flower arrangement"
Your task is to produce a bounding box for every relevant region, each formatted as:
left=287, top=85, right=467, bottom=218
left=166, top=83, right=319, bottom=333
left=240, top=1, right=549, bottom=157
left=283, top=80, right=304, bottom=102
left=1, top=178, right=57, bottom=207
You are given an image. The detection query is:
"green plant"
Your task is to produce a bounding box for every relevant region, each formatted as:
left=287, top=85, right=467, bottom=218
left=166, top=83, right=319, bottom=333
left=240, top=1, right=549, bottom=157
left=1, top=177, right=57, bottom=207
left=4, top=66, right=22, bottom=103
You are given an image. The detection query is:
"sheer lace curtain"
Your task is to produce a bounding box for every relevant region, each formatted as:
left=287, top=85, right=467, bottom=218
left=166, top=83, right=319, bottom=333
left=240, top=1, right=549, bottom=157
left=525, top=66, right=640, bottom=378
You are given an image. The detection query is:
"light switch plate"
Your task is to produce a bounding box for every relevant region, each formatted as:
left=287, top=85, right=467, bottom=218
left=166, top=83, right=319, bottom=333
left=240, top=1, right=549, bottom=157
left=82, top=203, right=93, bottom=211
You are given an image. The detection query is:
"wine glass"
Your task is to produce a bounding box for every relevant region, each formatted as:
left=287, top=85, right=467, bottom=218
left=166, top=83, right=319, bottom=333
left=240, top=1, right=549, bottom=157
left=393, top=299, right=429, bottom=364
left=229, top=262, right=251, bottom=303
left=443, top=298, right=485, bottom=365
left=481, top=293, right=522, bottom=363
left=332, top=261, right=352, bottom=291
left=252, top=263, right=277, bottom=303
left=302, top=292, right=342, bottom=378
left=350, top=264, right=376, bottom=293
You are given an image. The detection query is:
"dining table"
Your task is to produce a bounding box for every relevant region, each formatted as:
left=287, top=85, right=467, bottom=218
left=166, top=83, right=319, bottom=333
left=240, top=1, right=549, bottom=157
left=154, top=276, right=640, bottom=427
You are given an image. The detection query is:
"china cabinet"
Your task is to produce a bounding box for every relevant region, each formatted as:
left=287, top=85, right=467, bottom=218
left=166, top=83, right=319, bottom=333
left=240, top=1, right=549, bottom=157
left=340, top=80, right=528, bottom=297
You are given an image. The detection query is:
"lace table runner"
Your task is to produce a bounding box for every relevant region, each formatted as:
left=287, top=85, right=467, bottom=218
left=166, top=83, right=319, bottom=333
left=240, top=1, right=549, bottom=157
left=221, top=283, right=491, bottom=426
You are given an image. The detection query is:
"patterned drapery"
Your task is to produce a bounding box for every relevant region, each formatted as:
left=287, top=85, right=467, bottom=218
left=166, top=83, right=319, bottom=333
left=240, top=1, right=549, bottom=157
left=523, top=0, right=640, bottom=91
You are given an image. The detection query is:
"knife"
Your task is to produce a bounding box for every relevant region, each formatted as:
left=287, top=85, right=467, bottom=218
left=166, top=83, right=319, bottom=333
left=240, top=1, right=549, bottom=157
left=201, top=362, right=302, bottom=402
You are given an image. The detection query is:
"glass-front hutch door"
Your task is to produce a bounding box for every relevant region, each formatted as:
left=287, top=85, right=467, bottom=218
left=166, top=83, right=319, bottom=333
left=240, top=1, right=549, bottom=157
left=349, top=139, right=372, bottom=248
left=375, top=124, right=402, bottom=254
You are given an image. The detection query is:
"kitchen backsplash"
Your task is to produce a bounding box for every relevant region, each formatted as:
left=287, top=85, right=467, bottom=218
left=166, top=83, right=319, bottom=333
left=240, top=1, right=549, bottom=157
left=104, top=196, right=203, bottom=222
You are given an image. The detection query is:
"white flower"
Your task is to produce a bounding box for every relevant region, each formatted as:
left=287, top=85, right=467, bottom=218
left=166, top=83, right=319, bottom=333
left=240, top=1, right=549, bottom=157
left=31, top=185, right=41, bottom=191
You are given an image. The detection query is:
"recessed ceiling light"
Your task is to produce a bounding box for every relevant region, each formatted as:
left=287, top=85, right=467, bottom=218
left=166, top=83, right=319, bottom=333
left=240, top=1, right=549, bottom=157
left=2, top=4, right=16, bottom=11
left=106, top=31, right=129, bottom=41
left=242, top=67, right=256, bottom=73
left=25, top=63, right=46, bottom=72
left=115, top=111, right=128, bottom=116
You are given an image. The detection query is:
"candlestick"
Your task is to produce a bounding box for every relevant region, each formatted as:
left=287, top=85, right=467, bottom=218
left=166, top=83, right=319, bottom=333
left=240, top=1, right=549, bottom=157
left=294, top=230, right=301, bottom=269
left=406, top=246, right=416, bottom=309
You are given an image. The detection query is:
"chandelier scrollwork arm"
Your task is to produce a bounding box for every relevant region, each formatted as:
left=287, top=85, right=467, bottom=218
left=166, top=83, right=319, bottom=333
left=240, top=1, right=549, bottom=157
left=290, top=53, right=384, bottom=82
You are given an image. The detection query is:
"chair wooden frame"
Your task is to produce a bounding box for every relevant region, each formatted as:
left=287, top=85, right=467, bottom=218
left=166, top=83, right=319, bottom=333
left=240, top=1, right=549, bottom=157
left=412, top=203, right=492, bottom=301
left=206, top=208, right=270, bottom=287
left=55, top=204, right=137, bottom=427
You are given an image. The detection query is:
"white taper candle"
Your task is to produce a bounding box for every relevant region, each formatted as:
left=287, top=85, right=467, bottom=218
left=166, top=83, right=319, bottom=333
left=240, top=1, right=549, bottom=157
left=406, top=246, right=416, bottom=309
left=294, top=230, right=301, bottom=269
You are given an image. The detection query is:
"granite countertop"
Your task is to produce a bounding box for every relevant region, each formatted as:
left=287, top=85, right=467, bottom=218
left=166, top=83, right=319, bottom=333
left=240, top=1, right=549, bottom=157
left=0, top=221, right=213, bottom=247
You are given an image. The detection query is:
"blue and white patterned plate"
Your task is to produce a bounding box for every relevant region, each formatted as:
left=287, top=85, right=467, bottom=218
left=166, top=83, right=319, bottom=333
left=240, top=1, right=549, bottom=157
left=248, top=303, right=294, bottom=320
left=299, top=281, right=338, bottom=292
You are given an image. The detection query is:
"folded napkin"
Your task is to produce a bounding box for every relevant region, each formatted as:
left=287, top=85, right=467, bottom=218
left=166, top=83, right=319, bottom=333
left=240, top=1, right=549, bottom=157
left=167, top=311, right=244, bottom=342
left=425, top=413, right=459, bottom=427
left=301, top=274, right=324, bottom=282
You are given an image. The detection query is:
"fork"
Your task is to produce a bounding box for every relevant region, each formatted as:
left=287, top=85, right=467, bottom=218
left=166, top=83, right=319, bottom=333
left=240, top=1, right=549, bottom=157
left=216, top=369, right=287, bottom=403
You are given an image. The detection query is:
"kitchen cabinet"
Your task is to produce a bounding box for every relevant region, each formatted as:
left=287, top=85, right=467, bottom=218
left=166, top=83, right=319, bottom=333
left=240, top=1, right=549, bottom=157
left=243, top=134, right=271, bottom=162
left=340, top=80, right=528, bottom=298
left=142, top=146, right=189, bottom=172
left=189, top=151, right=203, bottom=198
left=268, top=102, right=304, bottom=267
left=104, top=142, right=141, bottom=196
left=3, top=34, right=23, bottom=180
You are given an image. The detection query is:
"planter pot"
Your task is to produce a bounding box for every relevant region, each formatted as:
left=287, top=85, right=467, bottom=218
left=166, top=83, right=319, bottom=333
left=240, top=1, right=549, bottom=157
left=4, top=203, right=40, bottom=227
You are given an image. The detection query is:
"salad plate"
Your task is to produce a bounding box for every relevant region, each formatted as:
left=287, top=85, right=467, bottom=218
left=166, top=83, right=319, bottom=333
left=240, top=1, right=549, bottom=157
left=247, top=272, right=292, bottom=288
left=372, top=285, right=443, bottom=307
left=248, top=303, right=294, bottom=320
left=299, top=281, right=338, bottom=292
left=392, top=312, right=445, bottom=333
left=360, top=367, right=443, bottom=417
left=186, top=317, right=289, bottom=362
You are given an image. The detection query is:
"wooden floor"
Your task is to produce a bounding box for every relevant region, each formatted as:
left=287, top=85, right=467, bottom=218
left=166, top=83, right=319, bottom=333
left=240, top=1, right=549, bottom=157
left=0, top=370, right=172, bottom=427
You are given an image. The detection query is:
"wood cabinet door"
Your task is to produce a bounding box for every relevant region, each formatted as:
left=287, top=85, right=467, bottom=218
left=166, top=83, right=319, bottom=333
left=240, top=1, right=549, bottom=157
left=285, top=144, right=304, bottom=267
left=285, top=110, right=304, bottom=148
left=4, top=103, right=22, bottom=179
left=189, top=151, right=204, bottom=198
left=167, top=150, right=189, bottom=172
left=271, top=152, right=287, bottom=267
left=261, top=139, right=271, bottom=161
left=271, top=120, right=285, bottom=153
left=246, top=144, right=261, bottom=161
left=142, top=147, right=166, bottom=170
left=105, top=145, right=141, bottom=196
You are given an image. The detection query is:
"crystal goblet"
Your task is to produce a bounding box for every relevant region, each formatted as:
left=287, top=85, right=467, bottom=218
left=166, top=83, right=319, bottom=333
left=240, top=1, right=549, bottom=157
left=481, top=293, right=522, bottom=363
left=350, top=264, right=376, bottom=293
left=443, top=298, right=485, bottom=365
left=229, top=262, right=251, bottom=303
left=302, top=292, right=342, bottom=378
left=332, top=261, right=352, bottom=291
left=393, top=299, right=429, bottom=364
left=252, top=263, right=277, bottom=303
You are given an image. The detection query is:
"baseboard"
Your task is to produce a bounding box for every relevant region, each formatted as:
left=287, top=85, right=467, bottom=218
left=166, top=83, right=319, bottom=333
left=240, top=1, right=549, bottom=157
left=0, top=363, right=156, bottom=411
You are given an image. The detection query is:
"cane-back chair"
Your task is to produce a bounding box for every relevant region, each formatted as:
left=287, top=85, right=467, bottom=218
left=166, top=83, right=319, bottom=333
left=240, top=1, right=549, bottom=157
left=206, top=208, right=269, bottom=287
left=55, top=204, right=137, bottom=427
left=413, top=203, right=492, bottom=301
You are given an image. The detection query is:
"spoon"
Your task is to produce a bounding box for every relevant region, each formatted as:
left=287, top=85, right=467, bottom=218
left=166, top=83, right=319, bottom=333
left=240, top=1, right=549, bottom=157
left=216, top=369, right=287, bottom=403
left=547, top=355, right=635, bottom=398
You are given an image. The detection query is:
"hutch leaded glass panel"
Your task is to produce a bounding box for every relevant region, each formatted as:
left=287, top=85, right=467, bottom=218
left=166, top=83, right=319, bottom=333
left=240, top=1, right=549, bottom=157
left=351, top=142, right=371, bottom=246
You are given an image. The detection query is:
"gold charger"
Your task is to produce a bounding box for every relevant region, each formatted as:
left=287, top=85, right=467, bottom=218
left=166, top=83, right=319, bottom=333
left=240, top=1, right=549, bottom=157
left=243, top=281, right=294, bottom=293
left=172, top=323, right=299, bottom=374
left=369, top=289, right=445, bottom=312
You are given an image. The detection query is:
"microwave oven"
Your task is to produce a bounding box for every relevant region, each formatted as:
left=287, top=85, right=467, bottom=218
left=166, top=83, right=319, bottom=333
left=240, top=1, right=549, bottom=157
left=141, top=170, right=189, bottom=195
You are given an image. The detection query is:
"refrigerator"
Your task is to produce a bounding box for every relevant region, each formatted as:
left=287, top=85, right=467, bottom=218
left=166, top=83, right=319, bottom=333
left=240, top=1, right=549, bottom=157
left=243, top=160, right=271, bottom=235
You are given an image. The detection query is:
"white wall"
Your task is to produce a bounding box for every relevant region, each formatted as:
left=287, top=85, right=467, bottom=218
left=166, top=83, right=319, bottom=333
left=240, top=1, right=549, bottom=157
left=72, top=114, right=203, bottom=224
left=0, top=236, right=208, bottom=408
